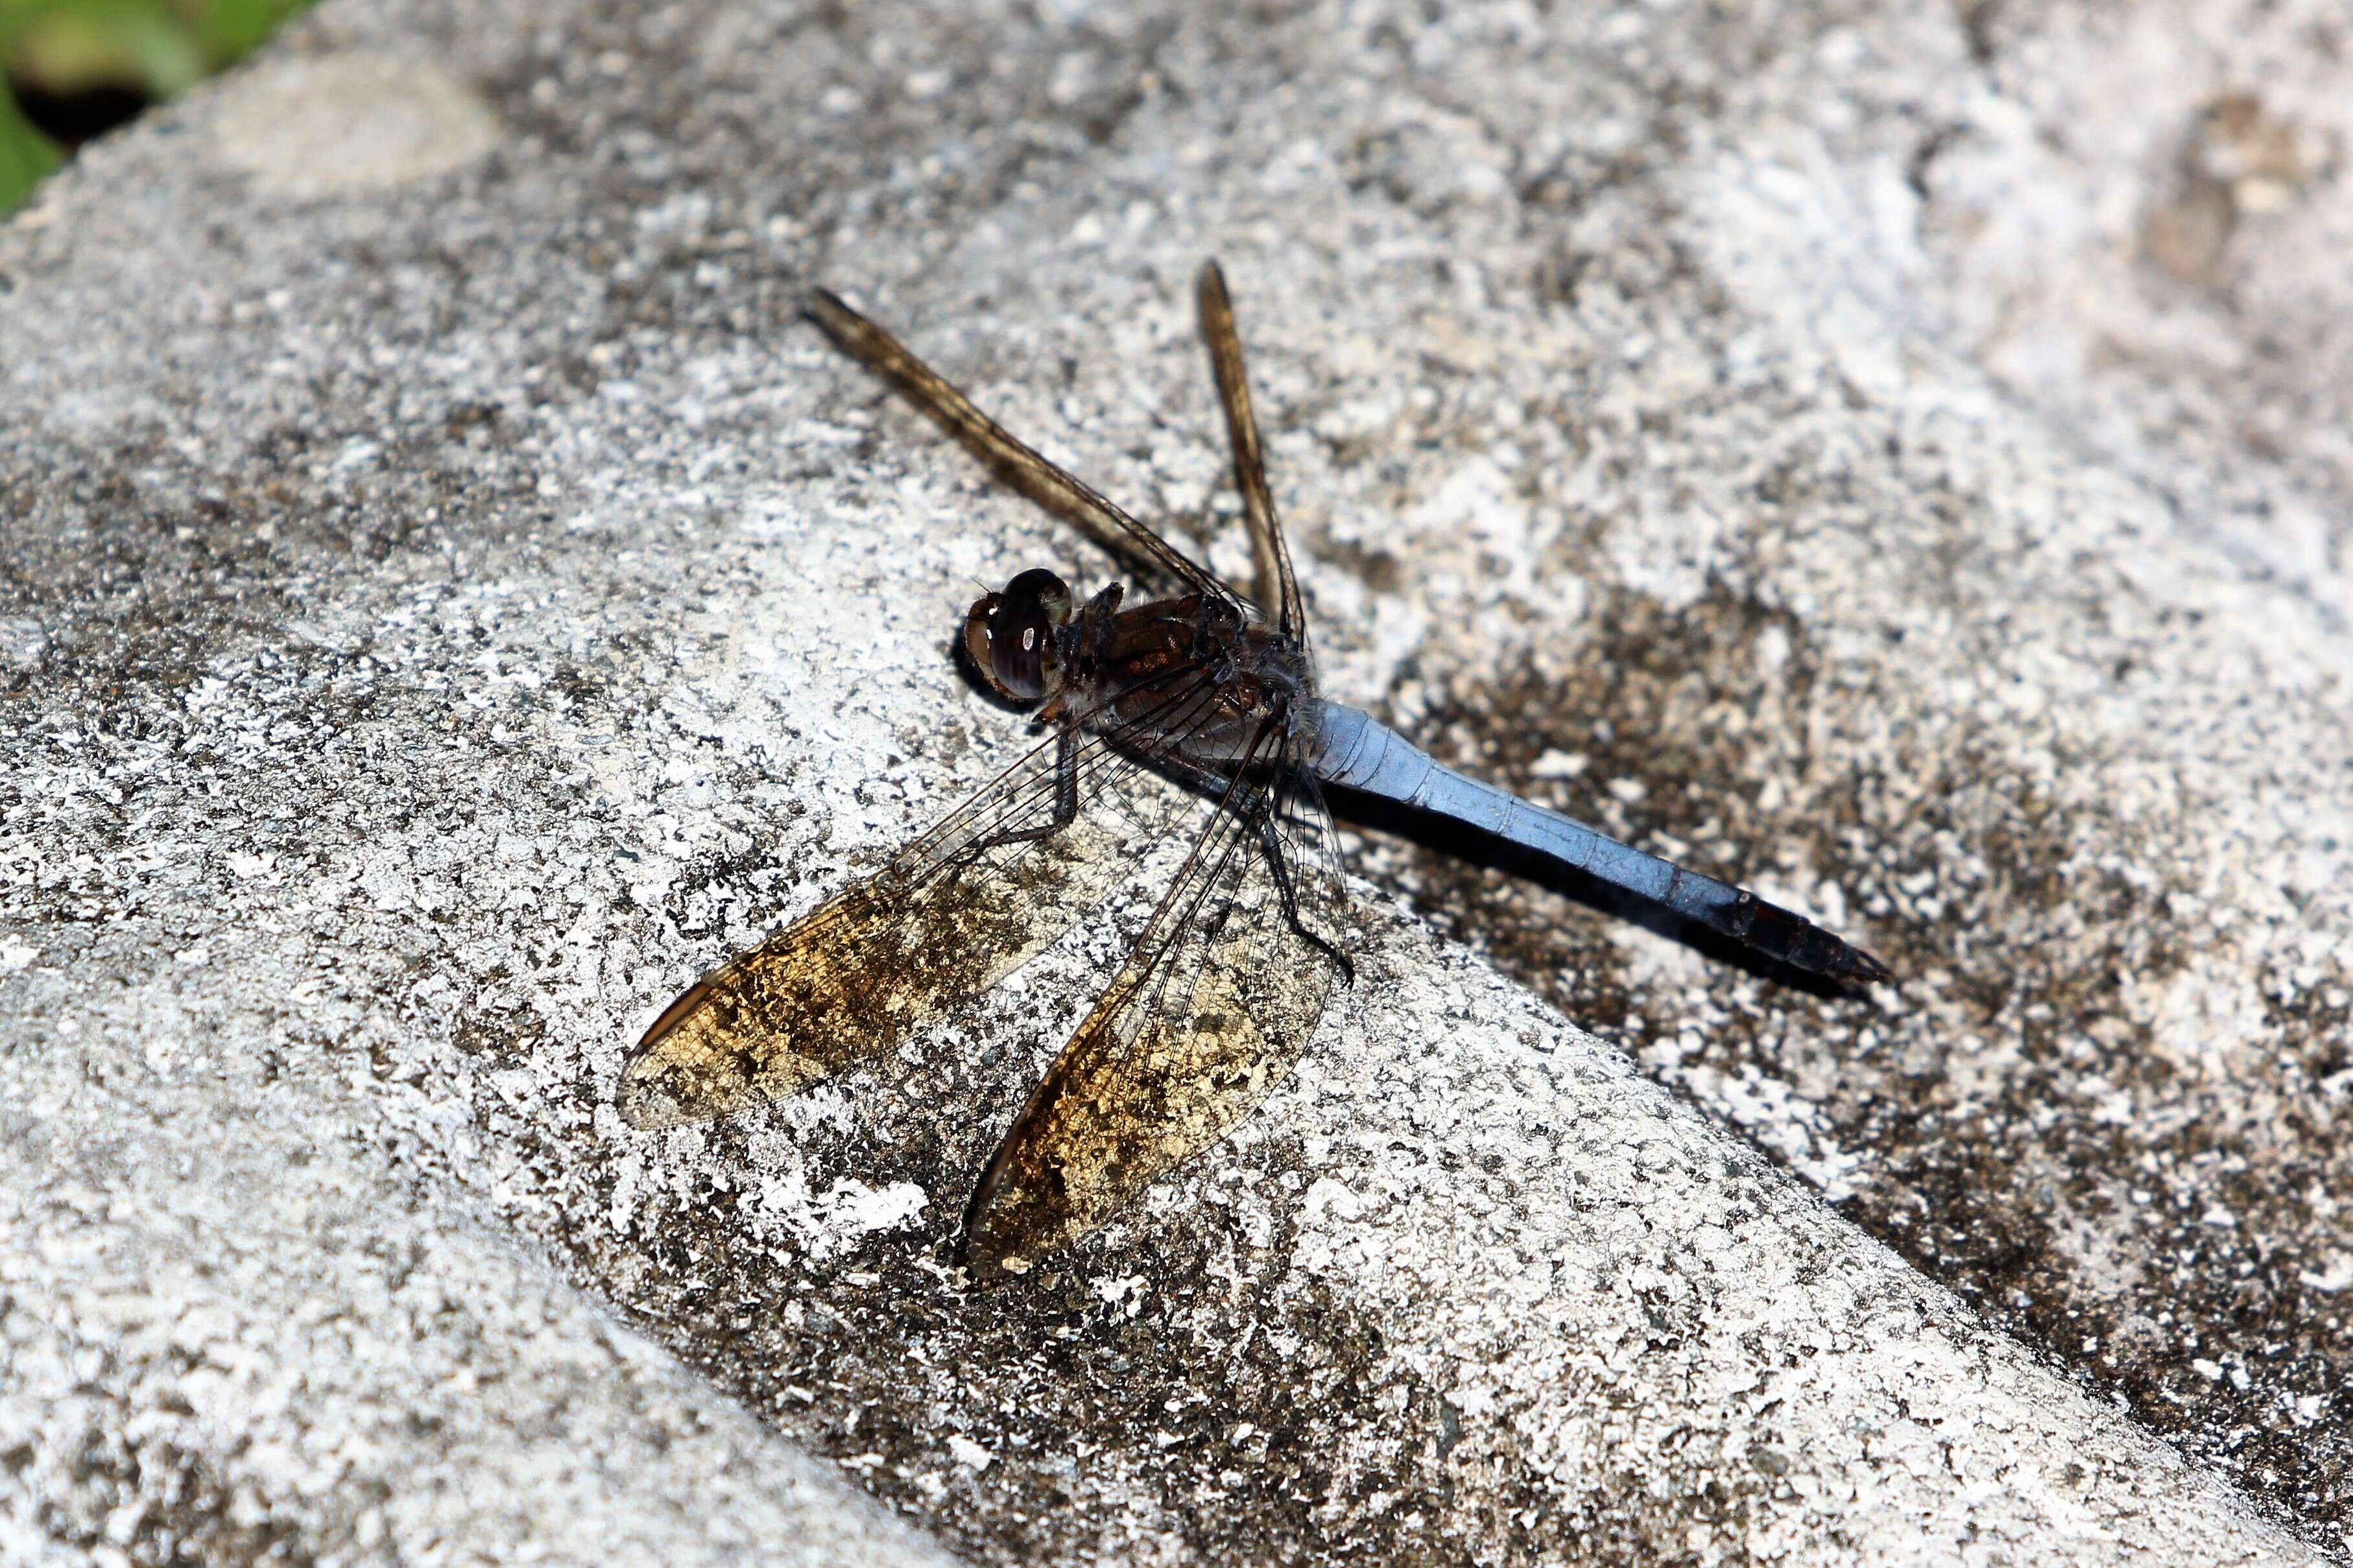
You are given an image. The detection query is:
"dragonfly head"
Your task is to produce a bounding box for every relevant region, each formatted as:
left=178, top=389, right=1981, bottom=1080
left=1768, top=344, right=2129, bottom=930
left=964, top=567, right=1073, bottom=702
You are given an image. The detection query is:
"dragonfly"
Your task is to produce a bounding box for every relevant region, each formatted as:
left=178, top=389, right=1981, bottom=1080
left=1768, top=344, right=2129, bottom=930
left=621, top=263, right=1890, bottom=1272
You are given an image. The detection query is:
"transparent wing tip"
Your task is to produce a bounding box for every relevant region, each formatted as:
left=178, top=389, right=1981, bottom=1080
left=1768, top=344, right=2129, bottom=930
left=617, top=1054, right=698, bottom=1130
left=955, top=1132, right=1092, bottom=1281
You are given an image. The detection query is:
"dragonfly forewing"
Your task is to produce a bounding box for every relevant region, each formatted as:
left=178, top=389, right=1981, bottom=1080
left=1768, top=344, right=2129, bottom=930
left=1196, top=261, right=1309, bottom=644
left=804, top=287, right=1236, bottom=609
left=621, top=684, right=1228, bottom=1129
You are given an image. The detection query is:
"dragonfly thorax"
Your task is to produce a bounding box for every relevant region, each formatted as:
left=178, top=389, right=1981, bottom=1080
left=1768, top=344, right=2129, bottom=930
left=963, top=571, right=1300, bottom=766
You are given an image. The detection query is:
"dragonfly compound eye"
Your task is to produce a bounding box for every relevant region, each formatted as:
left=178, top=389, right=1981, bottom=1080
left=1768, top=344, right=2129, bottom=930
left=968, top=569, right=1071, bottom=702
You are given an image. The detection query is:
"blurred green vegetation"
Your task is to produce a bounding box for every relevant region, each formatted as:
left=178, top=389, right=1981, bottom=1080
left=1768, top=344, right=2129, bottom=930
left=1, top=0, right=313, bottom=212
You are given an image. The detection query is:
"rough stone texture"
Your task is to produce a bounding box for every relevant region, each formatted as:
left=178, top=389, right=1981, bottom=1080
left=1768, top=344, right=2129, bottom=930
left=1, top=0, right=2347, bottom=1563
left=0, top=1071, right=968, bottom=1567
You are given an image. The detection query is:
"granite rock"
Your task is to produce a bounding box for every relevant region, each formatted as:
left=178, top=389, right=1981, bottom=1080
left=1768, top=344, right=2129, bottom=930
left=3, top=0, right=2348, bottom=1562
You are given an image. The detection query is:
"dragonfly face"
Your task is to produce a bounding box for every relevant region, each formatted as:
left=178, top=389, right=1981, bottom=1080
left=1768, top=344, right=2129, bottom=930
left=963, top=567, right=1074, bottom=703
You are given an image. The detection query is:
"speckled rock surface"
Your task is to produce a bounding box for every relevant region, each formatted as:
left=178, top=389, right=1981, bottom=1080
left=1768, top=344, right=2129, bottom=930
left=2, top=0, right=2347, bottom=1563
left=0, top=1067, right=967, bottom=1567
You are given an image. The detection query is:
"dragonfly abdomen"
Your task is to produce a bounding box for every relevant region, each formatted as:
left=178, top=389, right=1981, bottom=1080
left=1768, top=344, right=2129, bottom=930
left=1308, top=702, right=1889, bottom=985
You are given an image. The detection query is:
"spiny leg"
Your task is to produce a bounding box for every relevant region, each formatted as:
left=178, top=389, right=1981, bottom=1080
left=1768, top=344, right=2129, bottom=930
left=1252, top=803, right=1355, bottom=985
left=963, top=726, right=1082, bottom=857
left=1106, top=744, right=1354, bottom=983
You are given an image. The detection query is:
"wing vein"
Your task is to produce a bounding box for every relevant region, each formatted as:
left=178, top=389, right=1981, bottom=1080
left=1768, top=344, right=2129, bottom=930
left=806, top=288, right=1235, bottom=606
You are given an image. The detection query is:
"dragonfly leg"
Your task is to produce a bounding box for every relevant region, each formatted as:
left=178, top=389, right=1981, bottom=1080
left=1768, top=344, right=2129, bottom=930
left=1252, top=805, right=1356, bottom=986
left=965, top=726, right=1083, bottom=855
left=1128, top=747, right=1356, bottom=985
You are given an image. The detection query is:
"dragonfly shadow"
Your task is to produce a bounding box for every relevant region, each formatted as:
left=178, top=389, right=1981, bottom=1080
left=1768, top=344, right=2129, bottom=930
left=1324, top=783, right=1854, bottom=1001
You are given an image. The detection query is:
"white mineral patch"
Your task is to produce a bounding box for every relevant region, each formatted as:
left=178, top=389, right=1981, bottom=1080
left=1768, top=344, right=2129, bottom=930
left=209, top=52, right=501, bottom=198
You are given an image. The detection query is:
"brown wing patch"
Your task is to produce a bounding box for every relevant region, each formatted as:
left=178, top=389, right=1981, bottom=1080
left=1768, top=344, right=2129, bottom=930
left=962, top=735, right=1349, bottom=1268
left=623, top=862, right=1042, bottom=1128
left=622, top=700, right=1217, bottom=1130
